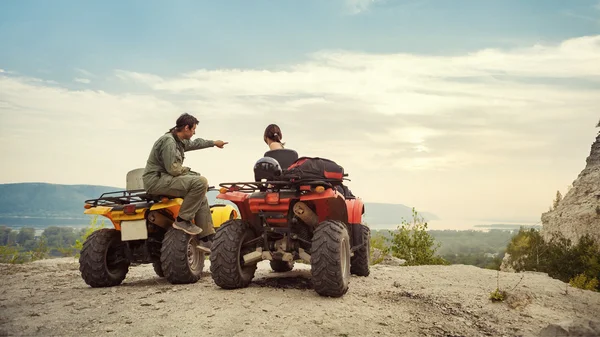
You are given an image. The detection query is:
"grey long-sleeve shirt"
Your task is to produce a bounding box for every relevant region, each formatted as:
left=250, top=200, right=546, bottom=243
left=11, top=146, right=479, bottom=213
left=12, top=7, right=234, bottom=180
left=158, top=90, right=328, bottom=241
left=142, top=131, right=214, bottom=189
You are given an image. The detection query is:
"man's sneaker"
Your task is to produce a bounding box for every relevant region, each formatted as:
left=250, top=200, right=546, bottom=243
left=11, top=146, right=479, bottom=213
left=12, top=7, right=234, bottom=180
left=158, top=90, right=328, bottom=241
left=199, top=240, right=212, bottom=250
left=172, top=220, right=203, bottom=235
left=197, top=240, right=211, bottom=254
left=196, top=234, right=214, bottom=253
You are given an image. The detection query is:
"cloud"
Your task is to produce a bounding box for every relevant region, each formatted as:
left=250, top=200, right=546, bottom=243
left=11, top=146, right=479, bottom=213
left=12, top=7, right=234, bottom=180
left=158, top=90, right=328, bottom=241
left=74, top=78, right=91, bottom=84
left=75, top=68, right=95, bottom=78
left=113, top=35, right=600, bottom=170
left=1, top=35, right=599, bottom=225
left=345, top=0, right=382, bottom=14
left=566, top=1, right=600, bottom=23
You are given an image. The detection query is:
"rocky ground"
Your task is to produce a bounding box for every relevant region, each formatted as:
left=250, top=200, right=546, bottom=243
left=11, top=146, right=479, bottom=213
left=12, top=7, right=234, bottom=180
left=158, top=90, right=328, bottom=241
left=1, top=258, right=599, bottom=337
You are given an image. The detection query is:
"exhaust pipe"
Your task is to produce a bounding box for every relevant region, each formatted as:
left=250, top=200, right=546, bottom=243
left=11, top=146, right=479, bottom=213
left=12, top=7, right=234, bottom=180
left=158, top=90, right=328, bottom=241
left=293, top=202, right=319, bottom=227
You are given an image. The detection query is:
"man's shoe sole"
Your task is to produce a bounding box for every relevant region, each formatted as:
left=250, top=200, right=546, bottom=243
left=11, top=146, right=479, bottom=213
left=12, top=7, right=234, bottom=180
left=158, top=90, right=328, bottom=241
left=196, top=245, right=211, bottom=254
left=172, top=223, right=203, bottom=235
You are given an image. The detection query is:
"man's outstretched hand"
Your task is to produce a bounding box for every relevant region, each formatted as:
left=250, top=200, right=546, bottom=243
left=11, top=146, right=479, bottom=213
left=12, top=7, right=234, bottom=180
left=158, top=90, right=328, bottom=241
left=214, top=140, right=228, bottom=148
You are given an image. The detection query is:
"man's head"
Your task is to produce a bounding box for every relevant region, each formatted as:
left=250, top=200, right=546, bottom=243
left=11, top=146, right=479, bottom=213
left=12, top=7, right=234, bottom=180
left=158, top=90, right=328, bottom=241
left=171, top=113, right=199, bottom=139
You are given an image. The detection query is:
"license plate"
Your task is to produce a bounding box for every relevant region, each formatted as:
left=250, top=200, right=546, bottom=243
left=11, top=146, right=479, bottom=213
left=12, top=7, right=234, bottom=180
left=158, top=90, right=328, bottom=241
left=121, top=219, right=148, bottom=241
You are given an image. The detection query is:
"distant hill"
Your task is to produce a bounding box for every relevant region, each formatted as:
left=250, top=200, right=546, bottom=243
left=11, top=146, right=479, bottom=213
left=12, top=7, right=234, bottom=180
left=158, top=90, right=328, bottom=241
left=361, top=203, right=439, bottom=226
left=0, top=183, right=438, bottom=229
left=0, top=183, right=121, bottom=218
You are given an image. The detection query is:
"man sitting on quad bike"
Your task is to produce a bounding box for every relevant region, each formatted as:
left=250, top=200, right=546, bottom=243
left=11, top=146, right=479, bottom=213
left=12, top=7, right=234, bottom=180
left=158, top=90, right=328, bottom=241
left=142, top=113, right=228, bottom=248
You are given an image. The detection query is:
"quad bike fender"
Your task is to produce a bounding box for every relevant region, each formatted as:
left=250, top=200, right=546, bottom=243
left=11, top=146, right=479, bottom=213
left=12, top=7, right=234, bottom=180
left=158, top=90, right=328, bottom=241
left=84, top=206, right=113, bottom=216
left=345, top=198, right=365, bottom=224
left=217, top=192, right=253, bottom=220
left=301, top=189, right=349, bottom=224
left=217, top=191, right=249, bottom=203
left=150, top=198, right=183, bottom=210
left=149, top=198, right=183, bottom=220
left=98, top=209, right=146, bottom=231
left=210, top=204, right=239, bottom=228
left=84, top=207, right=120, bottom=229
left=84, top=198, right=183, bottom=231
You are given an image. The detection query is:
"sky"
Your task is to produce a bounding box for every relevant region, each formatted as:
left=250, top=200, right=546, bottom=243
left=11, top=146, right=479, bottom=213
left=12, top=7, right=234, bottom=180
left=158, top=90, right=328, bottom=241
left=1, top=0, right=600, bottom=229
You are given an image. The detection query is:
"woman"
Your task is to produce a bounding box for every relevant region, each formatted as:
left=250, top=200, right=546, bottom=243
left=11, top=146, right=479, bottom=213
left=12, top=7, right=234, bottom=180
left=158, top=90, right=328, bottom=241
left=264, top=124, right=285, bottom=150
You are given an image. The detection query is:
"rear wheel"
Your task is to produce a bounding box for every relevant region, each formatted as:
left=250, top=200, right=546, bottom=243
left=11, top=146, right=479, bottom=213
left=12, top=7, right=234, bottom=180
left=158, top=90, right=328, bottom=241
left=160, top=229, right=205, bottom=284
left=350, top=224, right=371, bottom=276
left=270, top=259, right=294, bottom=272
left=311, top=220, right=351, bottom=297
left=210, top=220, right=258, bottom=289
left=79, top=228, right=130, bottom=287
left=152, top=262, right=164, bottom=277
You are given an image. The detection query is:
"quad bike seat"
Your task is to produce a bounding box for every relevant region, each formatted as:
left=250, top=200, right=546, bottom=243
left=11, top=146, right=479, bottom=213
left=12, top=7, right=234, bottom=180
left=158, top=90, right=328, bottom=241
left=264, top=148, right=299, bottom=169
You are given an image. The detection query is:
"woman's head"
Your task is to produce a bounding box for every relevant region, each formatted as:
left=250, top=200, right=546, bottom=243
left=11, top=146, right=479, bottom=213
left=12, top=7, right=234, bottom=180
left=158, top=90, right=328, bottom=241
left=264, top=124, right=283, bottom=144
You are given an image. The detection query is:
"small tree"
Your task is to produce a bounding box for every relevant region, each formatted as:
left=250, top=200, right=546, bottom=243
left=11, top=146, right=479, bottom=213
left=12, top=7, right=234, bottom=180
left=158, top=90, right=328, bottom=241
left=30, top=236, right=49, bottom=261
left=553, top=190, right=562, bottom=209
left=504, top=228, right=548, bottom=272
left=503, top=229, right=600, bottom=292
left=388, top=208, right=447, bottom=266
left=72, top=215, right=106, bottom=258
left=369, top=231, right=389, bottom=265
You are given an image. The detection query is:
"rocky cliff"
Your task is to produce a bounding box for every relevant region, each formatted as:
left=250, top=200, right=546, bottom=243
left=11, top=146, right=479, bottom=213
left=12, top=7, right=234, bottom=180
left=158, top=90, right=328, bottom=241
left=540, top=132, right=600, bottom=245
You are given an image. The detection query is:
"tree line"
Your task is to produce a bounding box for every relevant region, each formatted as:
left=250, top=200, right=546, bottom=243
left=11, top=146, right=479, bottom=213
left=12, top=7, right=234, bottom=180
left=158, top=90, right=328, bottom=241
left=0, top=216, right=105, bottom=263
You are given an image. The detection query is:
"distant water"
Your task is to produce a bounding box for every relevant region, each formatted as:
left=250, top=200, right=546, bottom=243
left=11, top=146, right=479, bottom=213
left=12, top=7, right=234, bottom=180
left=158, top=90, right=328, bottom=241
left=368, top=218, right=541, bottom=231
left=1, top=215, right=540, bottom=235
left=0, top=216, right=99, bottom=236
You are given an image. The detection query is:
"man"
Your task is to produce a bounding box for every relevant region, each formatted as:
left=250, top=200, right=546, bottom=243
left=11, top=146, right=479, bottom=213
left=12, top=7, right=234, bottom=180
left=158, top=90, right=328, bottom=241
left=142, top=113, right=227, bottom=244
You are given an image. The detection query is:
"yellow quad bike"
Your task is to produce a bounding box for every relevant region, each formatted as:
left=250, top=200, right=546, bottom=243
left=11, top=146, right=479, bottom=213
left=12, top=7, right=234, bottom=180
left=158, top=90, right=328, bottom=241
left=79, top=169, right=239, bottom=288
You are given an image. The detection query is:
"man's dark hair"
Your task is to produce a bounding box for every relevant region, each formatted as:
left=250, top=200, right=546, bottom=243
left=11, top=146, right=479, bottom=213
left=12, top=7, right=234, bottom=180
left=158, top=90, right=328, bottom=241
left=170, top=113, right=199, bottom=133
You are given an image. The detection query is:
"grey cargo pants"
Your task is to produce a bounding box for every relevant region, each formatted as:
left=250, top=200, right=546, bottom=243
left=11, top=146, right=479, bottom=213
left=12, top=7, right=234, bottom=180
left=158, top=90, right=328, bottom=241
left=145, top=172, right=215, bottom=238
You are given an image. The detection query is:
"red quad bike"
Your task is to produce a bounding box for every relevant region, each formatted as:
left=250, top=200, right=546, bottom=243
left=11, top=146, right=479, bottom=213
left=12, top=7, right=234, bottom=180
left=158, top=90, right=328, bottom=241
left=209, top=149, right=370, bottom=298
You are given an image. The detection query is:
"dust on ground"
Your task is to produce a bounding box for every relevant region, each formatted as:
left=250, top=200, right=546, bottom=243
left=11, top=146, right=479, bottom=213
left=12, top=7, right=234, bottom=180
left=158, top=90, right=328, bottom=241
left=1, top=258, right=599, bottom=337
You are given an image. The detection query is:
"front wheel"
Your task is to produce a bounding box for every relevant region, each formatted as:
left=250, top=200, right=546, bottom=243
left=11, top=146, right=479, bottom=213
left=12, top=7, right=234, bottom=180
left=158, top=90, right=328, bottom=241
left=311, top=220, right=351, bottom=297
left=79, top=228, right=130, bottom=287
left=350, top=224, right=370, bottom=276
left=210, top=219, right=258, bottom=289
left=153, top=262, right=165, bottom=277
left=160, top=229, right=205, bottom=284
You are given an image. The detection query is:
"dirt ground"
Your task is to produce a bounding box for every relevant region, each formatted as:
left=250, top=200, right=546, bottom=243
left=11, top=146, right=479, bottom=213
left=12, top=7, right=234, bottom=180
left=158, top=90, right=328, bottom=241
left=1, top=258, right=599, bottom=337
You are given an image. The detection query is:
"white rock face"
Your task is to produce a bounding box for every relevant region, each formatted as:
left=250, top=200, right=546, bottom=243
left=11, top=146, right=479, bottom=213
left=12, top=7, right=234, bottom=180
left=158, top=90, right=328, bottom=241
left=540, top=133, right=600, bottom=245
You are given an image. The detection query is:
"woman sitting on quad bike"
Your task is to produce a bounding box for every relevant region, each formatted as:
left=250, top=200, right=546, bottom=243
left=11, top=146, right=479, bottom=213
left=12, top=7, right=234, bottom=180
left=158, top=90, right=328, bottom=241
left=262, top=123, right=355, bottom=199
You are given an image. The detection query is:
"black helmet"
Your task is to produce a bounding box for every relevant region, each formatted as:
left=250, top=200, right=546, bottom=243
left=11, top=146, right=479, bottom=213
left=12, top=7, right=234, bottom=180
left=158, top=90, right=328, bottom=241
left=254, top=157, right=282, bottom=181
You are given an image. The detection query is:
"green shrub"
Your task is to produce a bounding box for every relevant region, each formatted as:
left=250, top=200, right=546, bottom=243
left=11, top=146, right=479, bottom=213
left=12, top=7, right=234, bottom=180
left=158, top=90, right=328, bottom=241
left=569, top=274, right=599, bottom=291
left=504, top=228, right=548, bottom=272
left=504, top=229, right=600, bottom=291
left=388, top=208, right=447, bottom=266
left=0, top=245, right=27, bottom=264
left=72, top=215, right=106, bottom=258
left=30, top=236, right=49, bottom=261
left=489, top=288, right=506, bottom=302
left=369, top=232, right=389, bottom=265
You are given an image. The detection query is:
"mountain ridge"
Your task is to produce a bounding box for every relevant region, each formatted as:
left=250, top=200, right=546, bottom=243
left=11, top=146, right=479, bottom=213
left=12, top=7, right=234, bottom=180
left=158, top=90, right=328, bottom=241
left=0, top=182, right=438, bottom=228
